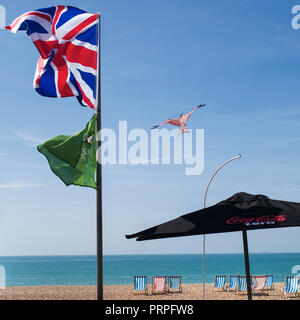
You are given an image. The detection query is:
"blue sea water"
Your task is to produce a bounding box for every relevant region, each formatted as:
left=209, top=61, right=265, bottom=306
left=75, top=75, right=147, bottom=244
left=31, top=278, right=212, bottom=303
left=0, top=253, right=300, bottom=287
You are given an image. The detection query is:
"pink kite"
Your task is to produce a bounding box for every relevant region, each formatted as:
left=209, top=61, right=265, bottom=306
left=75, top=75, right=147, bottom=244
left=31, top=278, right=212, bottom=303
left=151, top=104, right=205, bottom=134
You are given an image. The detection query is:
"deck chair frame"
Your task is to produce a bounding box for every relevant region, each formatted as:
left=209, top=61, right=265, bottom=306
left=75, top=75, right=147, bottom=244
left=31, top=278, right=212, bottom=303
left=252, top=275, right=267, bottom=294
left=213, top=275, right=227, bottom=291
left=151, top=276, right=167, bottom=295
left=282, top=276, right=299, bottom=298
left=226, top=275, right=239, bottom=292
left=235, top=276, right=249, bottom=295
left=264, top=274, right=274, bottom=291
left=133, top=275, right=148, bottom=295
left=167, top=276, right=182, bottom=293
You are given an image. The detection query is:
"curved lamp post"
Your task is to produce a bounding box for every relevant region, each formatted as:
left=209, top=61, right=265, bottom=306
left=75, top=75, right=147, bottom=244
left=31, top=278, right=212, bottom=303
left=202, top=154, right=241, bottom=300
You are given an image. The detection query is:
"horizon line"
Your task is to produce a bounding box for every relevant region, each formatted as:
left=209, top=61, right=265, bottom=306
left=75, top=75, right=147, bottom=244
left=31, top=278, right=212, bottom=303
left=0, top=251, right=299, bottom=257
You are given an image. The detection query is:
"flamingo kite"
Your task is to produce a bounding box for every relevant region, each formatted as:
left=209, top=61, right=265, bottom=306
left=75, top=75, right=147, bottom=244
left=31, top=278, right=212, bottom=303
left=151, top=104, right=205, bottom=134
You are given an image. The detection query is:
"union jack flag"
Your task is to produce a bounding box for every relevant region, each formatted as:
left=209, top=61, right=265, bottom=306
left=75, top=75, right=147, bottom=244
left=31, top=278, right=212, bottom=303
left=6, top=6, right=99, bottom=109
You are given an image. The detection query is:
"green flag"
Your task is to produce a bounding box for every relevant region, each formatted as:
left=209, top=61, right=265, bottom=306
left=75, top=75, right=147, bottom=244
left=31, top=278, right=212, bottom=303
left=38, top=115, right=97, bottom=188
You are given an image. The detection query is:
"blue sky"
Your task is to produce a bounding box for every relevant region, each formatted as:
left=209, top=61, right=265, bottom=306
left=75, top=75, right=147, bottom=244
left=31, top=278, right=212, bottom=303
left=0, top=0, right=300, bottom=255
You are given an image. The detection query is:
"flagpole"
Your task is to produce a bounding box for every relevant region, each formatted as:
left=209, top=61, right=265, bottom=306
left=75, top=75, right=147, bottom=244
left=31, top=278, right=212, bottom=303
left=96, top=13, right=103, bottom=301
left=202, top=154, right=241, bottom=300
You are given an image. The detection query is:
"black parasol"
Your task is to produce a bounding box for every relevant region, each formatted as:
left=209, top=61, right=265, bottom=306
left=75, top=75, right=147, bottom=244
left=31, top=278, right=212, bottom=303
left=126, top=192, right=300, bottom=300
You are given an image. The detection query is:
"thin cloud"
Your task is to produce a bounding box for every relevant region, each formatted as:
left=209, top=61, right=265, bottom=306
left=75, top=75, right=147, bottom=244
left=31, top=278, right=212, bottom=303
left=15, top=132, right=48, bottom=148
left=0, top=182, right=45, bottom=190
left=0, top=159, right=47, bottom=168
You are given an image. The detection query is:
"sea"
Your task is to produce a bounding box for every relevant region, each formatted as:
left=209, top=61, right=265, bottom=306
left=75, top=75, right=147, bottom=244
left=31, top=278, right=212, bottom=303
left=0, top=253, right=300, bottom=287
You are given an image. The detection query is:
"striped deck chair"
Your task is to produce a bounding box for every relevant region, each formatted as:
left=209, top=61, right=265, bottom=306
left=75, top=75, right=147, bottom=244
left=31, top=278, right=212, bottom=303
left=133, top=276, right=148, bottom=295
left=235, top=276, right=248, bottom=294
left=152, top=276, right=167, bottom=294
left=167, top=276, right=182, bottom=293
left=282, top=276, right=299, bottom=297
left=226, top=275, right=238, bottom=291
left=213, top=275, right=226, bottom=291
left=252, top=275, right=267, bottom=293
left=264, top=275, right=274, bottom=291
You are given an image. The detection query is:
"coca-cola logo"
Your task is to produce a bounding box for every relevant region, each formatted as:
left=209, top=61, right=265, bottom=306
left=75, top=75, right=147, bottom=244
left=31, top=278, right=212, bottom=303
left=226, top=215, right=287, bottom=226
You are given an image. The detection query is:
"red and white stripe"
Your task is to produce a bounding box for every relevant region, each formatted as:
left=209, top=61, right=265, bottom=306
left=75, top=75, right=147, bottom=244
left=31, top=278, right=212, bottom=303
left=153, top=277, right=166, bottom=291
left=56, top=13, right=98, bottom=42
left=6, top=11, right=52, bottom=33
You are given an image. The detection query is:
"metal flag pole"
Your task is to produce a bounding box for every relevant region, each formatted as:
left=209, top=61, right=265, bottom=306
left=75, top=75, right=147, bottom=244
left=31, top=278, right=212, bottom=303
left=95, top=13, right=103, bottom=301
left=202, top=154, right=241, bottom=300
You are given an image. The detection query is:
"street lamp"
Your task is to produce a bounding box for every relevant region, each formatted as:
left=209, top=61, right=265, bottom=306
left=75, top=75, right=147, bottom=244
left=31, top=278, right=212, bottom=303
left=202, top=154, right=241, bottom=300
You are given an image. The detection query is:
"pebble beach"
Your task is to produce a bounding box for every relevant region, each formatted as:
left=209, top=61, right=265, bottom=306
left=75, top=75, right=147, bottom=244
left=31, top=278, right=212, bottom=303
left=0, top=282, right=297, bottom=300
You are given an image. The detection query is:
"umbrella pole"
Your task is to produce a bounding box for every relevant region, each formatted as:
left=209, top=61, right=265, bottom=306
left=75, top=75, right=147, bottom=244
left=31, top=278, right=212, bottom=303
left=202, top=154, right=241, bottom=300
left=242, top=229, right=252, bottom=300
